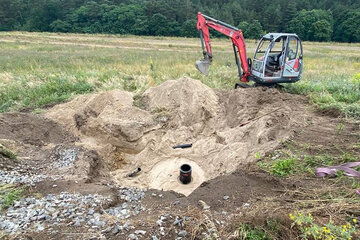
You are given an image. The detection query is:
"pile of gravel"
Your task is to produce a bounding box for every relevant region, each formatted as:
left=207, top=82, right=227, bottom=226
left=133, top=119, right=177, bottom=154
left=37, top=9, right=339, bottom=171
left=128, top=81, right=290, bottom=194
left=51, top=147, right=78, bottom=168
left=0, top=192, right=112, bottom=234
left=0, top=187, right=146, bottom=235
left=0, top=169, right=48, bottom=185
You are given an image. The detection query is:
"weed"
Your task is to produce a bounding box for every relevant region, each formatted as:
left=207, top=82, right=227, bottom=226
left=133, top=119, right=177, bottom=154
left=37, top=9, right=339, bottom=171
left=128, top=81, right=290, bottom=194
left=238, top=223, right=271, bottom=240
left=149, top=56, right=154, bottom=71
left=0, top=144, right=17, bottom=160
left=290, top=212, right=359, bottom=240
left=255, top=152, right=262, bottom=160
left=341, top=152, right=358, bottom=163
left=0, top=187, right=23, bottom=210
left=271, top=158, right=297, bottom=177
left=337, top=123, right=344, bottom=134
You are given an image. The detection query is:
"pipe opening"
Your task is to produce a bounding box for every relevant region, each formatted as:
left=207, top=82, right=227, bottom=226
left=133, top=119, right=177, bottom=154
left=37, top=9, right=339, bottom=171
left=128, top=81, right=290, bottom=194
left=180, top=164, right=192, bottom=184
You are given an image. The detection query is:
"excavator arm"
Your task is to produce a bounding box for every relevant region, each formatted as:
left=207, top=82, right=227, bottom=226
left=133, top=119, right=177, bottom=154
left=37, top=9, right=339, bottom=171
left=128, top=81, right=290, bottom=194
left=196, top=12, right=251, bottom=83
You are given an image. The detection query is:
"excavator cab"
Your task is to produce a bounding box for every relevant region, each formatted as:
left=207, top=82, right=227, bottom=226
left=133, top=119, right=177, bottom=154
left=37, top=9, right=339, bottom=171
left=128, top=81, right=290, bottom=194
left=251, top=33, right=303, bottom=84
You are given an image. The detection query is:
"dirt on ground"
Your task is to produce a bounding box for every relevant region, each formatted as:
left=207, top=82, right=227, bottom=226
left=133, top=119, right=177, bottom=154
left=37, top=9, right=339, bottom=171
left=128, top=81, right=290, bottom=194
left=0, top=77, right=359, bottom=239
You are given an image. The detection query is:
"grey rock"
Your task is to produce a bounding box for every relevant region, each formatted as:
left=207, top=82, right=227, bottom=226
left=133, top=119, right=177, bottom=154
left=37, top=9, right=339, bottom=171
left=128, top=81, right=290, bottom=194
left=173, top=218, right=183, bottom=226
left=37, top=214, right=46, bottom=220
left=102, top=227, right=112, bottom=233
left=178, top=230, right=187, bottom=237
left=120, top=209, right=128, bottom=215
left=223, top=195, right=230, bottom=200
left=112, top=226, right=120, bottom=235
left=128, top=233, right=138, bottom=240
left=135, top=230, right=146, bottom=235
left=88, top=209, right=95, bottom=215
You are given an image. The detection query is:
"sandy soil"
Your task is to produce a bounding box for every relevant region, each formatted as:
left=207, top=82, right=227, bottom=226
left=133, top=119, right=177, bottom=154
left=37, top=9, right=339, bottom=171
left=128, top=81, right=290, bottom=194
left=42, top=77, right=311, bottom=195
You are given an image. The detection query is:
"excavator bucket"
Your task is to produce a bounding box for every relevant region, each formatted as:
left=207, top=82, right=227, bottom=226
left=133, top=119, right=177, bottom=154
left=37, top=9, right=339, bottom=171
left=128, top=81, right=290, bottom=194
left=195, top=59, right=211, bottom=75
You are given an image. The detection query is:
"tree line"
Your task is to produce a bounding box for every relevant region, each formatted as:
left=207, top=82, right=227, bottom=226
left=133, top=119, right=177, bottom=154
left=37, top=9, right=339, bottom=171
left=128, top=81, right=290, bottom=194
left=1, top=0, right=360, bottom=42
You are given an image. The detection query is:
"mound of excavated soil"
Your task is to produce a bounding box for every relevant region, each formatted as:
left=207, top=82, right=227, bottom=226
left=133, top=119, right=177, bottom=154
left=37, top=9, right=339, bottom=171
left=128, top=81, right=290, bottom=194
left=45, top=77, right=311, bottom=195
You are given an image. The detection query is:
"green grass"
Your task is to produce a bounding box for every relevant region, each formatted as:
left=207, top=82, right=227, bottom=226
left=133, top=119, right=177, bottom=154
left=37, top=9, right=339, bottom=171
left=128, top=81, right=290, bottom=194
left=238, top=223, right=272, bottom=240
left=0, top=144, right=17, bottom=160
left=0, top=32, right=359, bottom=117
left=259, top=140, right=360, bottom=178
left=0, top=185, right=23, bottom=210
left=270, top=158, right=297, bottom=177
left=0, top=75, right=93, bottom=112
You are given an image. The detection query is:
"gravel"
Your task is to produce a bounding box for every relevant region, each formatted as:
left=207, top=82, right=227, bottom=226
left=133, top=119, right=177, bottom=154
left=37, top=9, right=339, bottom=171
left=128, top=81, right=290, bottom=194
left=51, top=147, right=78, bottom=168
left=0, top=187, right=147, bottom=235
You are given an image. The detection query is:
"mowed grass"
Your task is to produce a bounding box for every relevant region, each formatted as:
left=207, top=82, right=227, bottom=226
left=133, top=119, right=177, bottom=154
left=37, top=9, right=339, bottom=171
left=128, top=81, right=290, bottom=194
left=0, top=32, right=359, bottom=117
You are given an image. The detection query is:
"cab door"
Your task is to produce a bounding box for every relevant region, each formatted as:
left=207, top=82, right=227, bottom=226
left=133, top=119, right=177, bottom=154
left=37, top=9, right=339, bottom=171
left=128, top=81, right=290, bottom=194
left=282, top=36, right=302, bottom=78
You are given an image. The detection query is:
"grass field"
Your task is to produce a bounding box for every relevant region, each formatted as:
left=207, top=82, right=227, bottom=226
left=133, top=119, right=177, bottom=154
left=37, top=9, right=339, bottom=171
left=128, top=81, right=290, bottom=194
left=0, top=31, right=359, bottom=118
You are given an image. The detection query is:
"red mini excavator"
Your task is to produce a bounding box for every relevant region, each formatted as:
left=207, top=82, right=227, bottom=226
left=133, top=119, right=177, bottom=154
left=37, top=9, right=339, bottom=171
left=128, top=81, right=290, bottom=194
left=195, top=12, right=303, bottom=88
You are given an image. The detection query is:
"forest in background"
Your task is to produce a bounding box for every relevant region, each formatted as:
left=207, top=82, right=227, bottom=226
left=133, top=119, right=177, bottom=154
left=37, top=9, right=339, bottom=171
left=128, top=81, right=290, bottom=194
left=1, top=0, right=360, bottom=42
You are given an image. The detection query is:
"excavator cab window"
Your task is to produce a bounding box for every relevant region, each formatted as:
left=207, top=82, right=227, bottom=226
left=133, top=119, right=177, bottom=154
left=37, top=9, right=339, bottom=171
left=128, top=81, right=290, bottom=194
left=282, top=36, right=303, bottom=78
left=253, top=40, right=270, bottom=73
left=265, top=36, right=287, bottom=77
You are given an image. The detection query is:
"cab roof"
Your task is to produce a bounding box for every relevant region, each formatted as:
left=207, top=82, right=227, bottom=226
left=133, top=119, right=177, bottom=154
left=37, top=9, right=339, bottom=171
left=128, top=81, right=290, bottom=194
left=262, top=33, right=299, bottom=41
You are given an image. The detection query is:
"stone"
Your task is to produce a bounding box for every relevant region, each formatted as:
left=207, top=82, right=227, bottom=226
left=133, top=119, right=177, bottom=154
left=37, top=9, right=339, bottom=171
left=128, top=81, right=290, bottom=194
left=128, top=233, right=138, bottom=240
left=223, top=196, right=230, bottom=200
left=135, top=230, right=146, bottom=235
left=88, top=209, right=95, bottom=215
left=112, top=226, right=120, bottom=235
left=178, top=230, right=187, bottom=237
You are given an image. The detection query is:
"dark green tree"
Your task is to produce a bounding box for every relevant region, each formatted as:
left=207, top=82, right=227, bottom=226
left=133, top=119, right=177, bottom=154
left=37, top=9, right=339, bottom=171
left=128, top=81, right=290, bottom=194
left=181, top=19, right=198, bottom=37
left=238, top=20, right=263, bottom=39
left=312, top=20, right=332, bottom=42
left=338, top=10, right=360, bottom=42
left=286, top=9, right=333, bottom=41
left=50, top=20, right=72, bottom=32
left=149, top=13, right=169, bottom=36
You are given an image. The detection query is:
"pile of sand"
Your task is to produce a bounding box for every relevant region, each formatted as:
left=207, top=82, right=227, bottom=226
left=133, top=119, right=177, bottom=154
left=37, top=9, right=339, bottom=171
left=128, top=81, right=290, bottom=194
left=45, top=77, right=311, bottom=195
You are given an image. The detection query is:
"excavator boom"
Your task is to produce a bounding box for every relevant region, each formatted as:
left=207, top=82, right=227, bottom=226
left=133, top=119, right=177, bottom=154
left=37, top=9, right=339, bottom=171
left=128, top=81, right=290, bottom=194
left=196, top=12, right=251, bottom=82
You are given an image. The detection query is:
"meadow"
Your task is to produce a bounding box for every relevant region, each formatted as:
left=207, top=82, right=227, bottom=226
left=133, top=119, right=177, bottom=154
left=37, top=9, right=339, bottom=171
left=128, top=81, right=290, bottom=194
left=0, top=31, right=359, bottom=118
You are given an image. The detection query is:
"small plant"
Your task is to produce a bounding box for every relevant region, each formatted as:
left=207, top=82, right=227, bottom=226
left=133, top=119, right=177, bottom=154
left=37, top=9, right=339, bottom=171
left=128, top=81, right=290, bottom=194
left=337, top=123, right=344, bottom=134
left=1, top=187, right=23, bottom=210
left=255, top=152, right=262, bottom=160
left=271, top=158, right=296, bottom=177
left=290, top=212, right=359, bottom=240
left=0, top=144, right=17, bottom=159
left=149, top=56, right=154, bottom=71
left=351, top=73, right=360, bottom=87
left=238, top=223, right=271, bottom=240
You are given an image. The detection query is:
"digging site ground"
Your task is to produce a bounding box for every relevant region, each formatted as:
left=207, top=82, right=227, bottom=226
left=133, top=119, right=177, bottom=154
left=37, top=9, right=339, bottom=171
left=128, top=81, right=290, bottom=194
left=0, top=77, right=359, bottom=239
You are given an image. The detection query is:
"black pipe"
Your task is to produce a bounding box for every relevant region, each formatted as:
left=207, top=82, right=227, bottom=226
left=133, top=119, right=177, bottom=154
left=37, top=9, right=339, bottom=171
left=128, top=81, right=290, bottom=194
left=173, top=143, right=192, bottom=149
left=127, top=167, right=141, bottom=177
left=179, top=164, right=192, bottom=184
